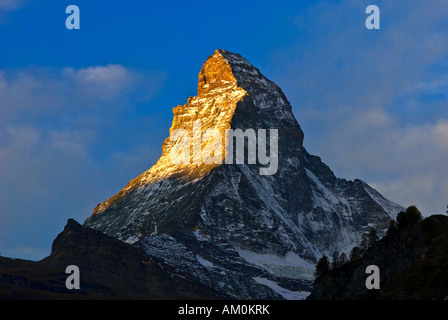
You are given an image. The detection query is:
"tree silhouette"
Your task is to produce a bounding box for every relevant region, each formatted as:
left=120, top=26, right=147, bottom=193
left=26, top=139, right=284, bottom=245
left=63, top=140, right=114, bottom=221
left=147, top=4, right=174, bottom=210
left=315, top=255, right=330, bottom=277
left=385, top=220, right=398, bottom=239
left=367, top=228, right=379, bottom=248
left=397, top=205, right=422, bottom=229
left=331, top=250, right=341, bottom=269
left=339, top=252, right=347, bottom=265
left=349, top=246, right=362, bottom=261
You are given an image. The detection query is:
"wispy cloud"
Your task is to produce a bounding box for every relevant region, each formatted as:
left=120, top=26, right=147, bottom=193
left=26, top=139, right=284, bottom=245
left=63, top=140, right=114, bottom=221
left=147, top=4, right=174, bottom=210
left=0, top=0, right=28, bottom=22
left=271, top=0, right=448, bottom=215
left=414, top=76, right=448, bottom=96
left=0, top=65, right=166, bottom=125
left=0, top=64, right=167, bottom=259
left=63, top=64, right=154, bottom=101
left=0, top=0, right=27, bottom=11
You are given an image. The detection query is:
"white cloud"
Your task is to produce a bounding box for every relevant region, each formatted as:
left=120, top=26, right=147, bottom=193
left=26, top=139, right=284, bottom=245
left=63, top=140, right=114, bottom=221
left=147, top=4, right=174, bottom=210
left=0, top=65, right=166, bottom=126
left=0, top=0, right=27, bottom=11
left=63, top=64, right=149, bottom=101
left=415, top=76, right=448, bottom=95
left=298, top=104, right=448, bottom=216
left=3, top=125, right=41, bottom=153
left=335, top=114, right=448, bottom=215
left=0, top=64, right=167, bottom=259
left=49, top=129, right=94, bottom=158
left=270, top=0, right=448, bottom=216
left=0, top=0, right=27, bottom=23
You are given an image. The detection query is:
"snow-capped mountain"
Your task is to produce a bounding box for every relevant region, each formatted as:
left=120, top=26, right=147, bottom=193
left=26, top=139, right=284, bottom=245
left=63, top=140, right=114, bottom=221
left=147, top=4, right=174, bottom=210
left=84, top=49, right=403, bottom=299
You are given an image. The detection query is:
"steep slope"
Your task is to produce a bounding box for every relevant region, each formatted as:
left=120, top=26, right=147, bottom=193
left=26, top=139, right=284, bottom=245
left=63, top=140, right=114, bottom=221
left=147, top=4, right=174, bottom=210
left=84, top=49, right=403, bottom=298
left=0, top=219, right=229, bottom=300
left=308, top=214, right=448, bottom=300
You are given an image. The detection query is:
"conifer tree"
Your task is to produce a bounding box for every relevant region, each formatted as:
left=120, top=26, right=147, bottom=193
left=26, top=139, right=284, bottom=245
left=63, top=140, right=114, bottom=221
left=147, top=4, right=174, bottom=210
left=349, top=246, right=362, bottom=261
left=331, top=251, right=340, bottom=269
left=367, top=228, right=379, bottom=248
left=397, top=206, right=422, bottom=229
left=339, top=252, right=347, bottom=265
left=315, top=255, right=330, bottom=277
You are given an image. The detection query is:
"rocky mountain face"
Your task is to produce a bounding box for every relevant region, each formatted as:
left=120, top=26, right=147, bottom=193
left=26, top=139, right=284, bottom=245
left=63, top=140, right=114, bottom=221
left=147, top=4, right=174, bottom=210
left=308, top=214, right=448, bottom=300
left=0, top=219, right=228, bottom=300
left=83, top=49, right=403, bottom=299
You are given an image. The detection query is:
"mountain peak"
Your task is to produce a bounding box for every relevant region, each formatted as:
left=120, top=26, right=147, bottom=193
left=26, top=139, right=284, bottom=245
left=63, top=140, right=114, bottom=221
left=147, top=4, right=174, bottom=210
left=197, top=50, right=238, bottom=95
left=91, top=49, right=300, bottom=208
left=198, top=50, right=293, bottom=115
left=85, top=50, right=403, bottom=299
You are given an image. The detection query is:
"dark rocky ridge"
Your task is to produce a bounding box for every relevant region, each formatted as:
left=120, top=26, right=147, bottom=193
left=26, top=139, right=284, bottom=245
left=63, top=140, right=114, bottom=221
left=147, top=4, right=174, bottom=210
left=0, top=219, right=228, bottom=300
left=308, top=214, right=448, bottom=300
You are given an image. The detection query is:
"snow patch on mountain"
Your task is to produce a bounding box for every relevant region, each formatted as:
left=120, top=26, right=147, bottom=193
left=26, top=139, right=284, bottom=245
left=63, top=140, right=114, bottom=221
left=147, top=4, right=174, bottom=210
left=234, top=245, right=315, bottom=280
left=253, top=277, right=311, bottom=300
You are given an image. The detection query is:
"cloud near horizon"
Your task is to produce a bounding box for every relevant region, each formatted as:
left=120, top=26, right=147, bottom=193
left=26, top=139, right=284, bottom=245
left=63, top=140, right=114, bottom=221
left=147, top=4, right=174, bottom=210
left=272, top=0, right=448, bottom=215
left=0, top=0, right=27, bottom=22
left=0, top=0, right=27, bottom=11
left=0, top=64, right=164, bottom=122
left=0, top=64, right=167, bottom=260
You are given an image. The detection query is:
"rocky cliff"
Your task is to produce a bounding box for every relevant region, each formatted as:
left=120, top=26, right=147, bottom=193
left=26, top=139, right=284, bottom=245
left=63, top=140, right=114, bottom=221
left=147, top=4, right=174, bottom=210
left=83, top=49, right=403, bottom=299
left=308, top=213, right=448, bottom=300
left=0, top=219, right=228, bottom=300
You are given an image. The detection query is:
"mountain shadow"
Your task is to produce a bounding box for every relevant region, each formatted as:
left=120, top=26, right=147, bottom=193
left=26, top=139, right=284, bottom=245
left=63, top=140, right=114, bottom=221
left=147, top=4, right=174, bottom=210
left=308, top=207, right=448, bottom=300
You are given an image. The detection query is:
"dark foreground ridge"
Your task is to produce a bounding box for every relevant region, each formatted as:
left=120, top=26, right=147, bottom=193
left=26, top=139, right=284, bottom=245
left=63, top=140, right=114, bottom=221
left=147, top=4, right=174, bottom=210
left=308, top=213, right=448, bottom=300
left=0, top=219, right=228, bottom=300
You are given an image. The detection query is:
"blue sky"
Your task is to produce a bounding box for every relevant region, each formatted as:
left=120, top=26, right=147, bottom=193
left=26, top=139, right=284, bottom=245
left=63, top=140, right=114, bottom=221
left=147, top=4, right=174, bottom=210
left=1, top=0, right=447, bottom=260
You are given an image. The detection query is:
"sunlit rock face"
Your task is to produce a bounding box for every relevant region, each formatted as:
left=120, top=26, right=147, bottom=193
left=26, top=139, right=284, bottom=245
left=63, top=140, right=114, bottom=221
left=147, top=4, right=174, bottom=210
left=84, top=50, right=403, bottom=299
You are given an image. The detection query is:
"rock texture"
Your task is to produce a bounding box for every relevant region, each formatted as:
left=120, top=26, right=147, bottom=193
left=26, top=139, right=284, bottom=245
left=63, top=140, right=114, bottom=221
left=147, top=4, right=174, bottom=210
left=308, top=214, right=448, bottom=300
left=0, top=219, right=228, bottom=300
left=83, top=49, right=403, bottom=299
